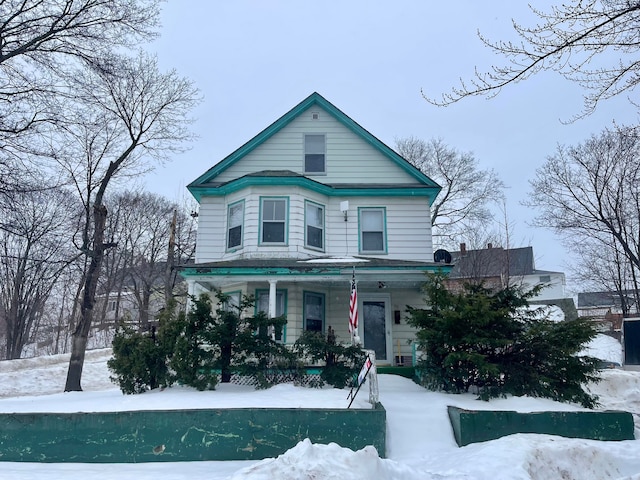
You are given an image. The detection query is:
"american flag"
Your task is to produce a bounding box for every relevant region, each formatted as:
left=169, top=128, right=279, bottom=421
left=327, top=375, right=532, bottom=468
left=349, top=269, right=358, bottom=336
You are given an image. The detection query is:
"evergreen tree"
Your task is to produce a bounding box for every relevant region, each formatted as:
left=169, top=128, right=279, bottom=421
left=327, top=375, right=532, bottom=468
left=294, top=327, right=365, bottom=388
left=107, top=303, right=181, bottom=394
left=408, top=273, right=600, bottom=407
left=169, top=294, right=218, bottom=391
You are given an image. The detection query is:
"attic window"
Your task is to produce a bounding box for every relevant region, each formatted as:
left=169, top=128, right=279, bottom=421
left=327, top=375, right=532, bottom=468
left=304, top=134, right=325, bottom=174
left=311, top=112, right=319, bottom=120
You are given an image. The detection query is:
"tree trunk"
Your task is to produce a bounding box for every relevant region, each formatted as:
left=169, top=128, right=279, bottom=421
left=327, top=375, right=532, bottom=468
left=164, top=209, right=177, bottom=306
left=64, top=204, right=109, bottom=392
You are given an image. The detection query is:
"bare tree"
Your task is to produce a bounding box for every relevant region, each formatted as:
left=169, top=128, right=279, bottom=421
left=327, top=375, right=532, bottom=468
left=0, top=187, right=78, bottom=359
left=527, top=125, right=640, bottom=298
left=53, top=52, right=199, bottom=391
left=0, top=0, right=161, bottom=195
left=395, top=137, right=505, bottom=247
left=426, top=1, right=640, bottom=119
left=570, top=232, right=640, bottom=316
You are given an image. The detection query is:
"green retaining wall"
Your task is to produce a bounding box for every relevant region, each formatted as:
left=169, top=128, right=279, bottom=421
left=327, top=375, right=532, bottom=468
left=0, top=404, right=386, bottom=463
left=447, top=406, right=635, bottom=447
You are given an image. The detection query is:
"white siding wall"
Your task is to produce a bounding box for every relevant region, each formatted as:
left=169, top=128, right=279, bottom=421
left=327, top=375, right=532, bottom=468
left=213, top=107, right=419, bottom=185
left=195, top=187, right=434, bottom=263
left=520, top=273, right=566, bottom=300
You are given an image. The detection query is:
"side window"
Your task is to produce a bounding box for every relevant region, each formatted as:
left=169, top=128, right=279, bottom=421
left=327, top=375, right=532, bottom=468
left=305, top=201, right=324, bottom=250
left=359, top=207, right=386, bottom=253
left=304, top=292, right=325, bottom=332
left=226, top=201, right=244, bottom=250
left=304, top=134, right=325, bottom=174
left=260, top=197, right=288, bottom=244
left=221, top=291, right=241, bottom=312
left=256, top=289, right=286, bottom=342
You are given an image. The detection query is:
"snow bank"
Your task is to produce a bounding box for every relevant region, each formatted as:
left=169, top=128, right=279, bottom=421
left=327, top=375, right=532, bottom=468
left=581, top=334, right=623, bottom=364
left=228, top=439, right=428, bottom=480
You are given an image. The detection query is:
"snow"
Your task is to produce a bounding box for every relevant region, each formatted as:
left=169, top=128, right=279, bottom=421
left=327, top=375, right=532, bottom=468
left=300, top=256, right=369, bottom=264
left=1, top=337, right=640, bottom=480
left=581, top=333, right=624, bottom=365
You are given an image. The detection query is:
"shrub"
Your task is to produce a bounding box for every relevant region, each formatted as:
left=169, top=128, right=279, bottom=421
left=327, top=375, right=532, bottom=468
left=294, top=327, right=365, bottom=388
left=408, top=272, right=600, bottom=407
left=109, top=291, right=296, bottom=393
left=108, top=309, right=175, bottom=394
left=168, top=294, right=218, bottom=391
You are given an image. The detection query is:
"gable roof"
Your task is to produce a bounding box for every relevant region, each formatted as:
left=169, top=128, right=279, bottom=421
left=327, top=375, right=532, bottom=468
left=188, top=92, right=441, bottom=200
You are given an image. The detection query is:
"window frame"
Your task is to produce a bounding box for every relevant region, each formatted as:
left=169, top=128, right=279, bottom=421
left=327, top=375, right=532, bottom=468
left=303, top=291, right=325, bottom=333
left=358, top=207, right=387, bottom=254
left=226, top=200, right=244, bottom=251
left=304, top=133, right=326, bottom=174
left=259, top=196, right=289, bottom=245
left=304, top=200, right=325, bottom=251
left=255, top=288, right=287, bottom=343
left=221, top=290, right=241, bottom=312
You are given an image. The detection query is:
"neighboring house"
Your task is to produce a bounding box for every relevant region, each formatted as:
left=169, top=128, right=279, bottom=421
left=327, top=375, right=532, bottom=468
left=577, top=290, right=640, bottom=334
left=577, top=290, right=639, bottom=319
left=180, top=92, right=448, bottom=365
left=446, top=244, right=572, bottom=312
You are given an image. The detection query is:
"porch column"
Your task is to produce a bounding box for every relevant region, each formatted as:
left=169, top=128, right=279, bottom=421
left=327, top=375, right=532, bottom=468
left=268, top=279, right=277, bottom=318
left=268, top=279, right=277, bottom=341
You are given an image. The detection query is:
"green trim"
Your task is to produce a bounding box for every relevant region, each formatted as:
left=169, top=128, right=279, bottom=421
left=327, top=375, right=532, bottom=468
left=226, top=200, right=245, bottom=252
left=187, top=92, right=441, bottom=190
left=303, top=291, right=325, bottom=333
left=304, top=199, right=325, bottom=252
left=358, top=207, right=387, bottom=255
left=180, top=264, right=452, bottom=278
left=189, top=175, right=436, bottom=202
left=259, top=196, right=289, bottom=246
left=255, top=288, right=288, bottom=343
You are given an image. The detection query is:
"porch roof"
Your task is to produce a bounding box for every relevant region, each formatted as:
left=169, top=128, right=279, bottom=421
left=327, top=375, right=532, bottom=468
left=178, top=256, right=452, bottom=290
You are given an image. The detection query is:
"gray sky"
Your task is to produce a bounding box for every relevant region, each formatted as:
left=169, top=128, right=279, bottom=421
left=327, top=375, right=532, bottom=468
left=143, top=1, right=638, bottom=294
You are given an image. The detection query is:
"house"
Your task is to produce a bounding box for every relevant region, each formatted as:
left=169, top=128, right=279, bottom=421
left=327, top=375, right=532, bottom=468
left=577, top=290, right=640, bottom=334
left=446, top=244, right=575, bottom=318
left=179, top=92, right=448, bottom=365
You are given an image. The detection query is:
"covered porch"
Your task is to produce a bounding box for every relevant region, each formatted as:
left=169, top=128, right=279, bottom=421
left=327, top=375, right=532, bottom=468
left=179, top=256, right=450, bottom=365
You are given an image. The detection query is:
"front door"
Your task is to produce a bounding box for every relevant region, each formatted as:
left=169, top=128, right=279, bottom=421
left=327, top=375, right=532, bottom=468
left=360, top=294, right=391, bottom=364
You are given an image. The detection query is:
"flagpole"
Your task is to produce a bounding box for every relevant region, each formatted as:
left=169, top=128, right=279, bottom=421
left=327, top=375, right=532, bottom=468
left=349, top=266, right=360, bottom=346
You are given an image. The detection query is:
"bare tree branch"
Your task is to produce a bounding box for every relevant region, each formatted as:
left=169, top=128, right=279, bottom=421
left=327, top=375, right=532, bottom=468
left=425, top=1, right=640, bottom=119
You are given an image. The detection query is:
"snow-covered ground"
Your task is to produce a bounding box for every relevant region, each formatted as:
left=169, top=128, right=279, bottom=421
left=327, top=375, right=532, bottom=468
left=0, top=335, right=639, bottom=479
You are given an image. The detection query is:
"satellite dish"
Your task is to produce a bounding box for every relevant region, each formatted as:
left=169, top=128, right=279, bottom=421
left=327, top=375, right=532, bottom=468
left=434, top=249, right=452, bottom=264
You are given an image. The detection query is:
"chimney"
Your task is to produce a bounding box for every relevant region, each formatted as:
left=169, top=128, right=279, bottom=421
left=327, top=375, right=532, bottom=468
left=460, top=243, right=466, bottom=255
left=487, top=243, right=493, bottom=249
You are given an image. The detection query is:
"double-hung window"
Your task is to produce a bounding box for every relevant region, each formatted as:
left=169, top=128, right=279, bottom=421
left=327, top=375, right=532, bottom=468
left=256, top=290, right=286, bottom=342
left=226, top=201, right=244, bottom=250
left=304, top=134, right=325, bottom=174
left=303, top=292, right=325, bottom=332
left=260, top=197, right=288, bottom=244
left=359, top=207, right=386, bottom=253
left=305, top=201, right=324, bottom=250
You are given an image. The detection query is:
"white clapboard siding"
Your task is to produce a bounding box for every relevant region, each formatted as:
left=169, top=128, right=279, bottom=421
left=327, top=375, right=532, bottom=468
left=195, top=188, right=434, bottom=263
left=213, top=106, right=418, bottom=185
left=195, top=196, right=225, bottom=263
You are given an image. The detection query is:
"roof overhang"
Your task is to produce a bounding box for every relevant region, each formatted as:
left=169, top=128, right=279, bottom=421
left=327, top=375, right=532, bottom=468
left=179, top=256, right=452, bottom=290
